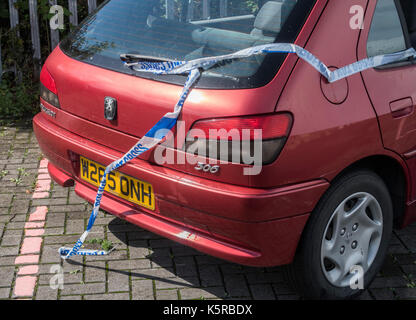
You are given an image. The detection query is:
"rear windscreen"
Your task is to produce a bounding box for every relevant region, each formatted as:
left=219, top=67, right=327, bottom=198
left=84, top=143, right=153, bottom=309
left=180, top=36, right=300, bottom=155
left=60, top=0, right=316, bottom=89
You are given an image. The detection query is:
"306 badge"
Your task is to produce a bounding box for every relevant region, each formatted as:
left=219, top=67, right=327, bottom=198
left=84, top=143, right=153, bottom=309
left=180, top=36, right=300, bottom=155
left=80, top=156, right=155, bottom=210
left=194, top=162, right=220, bottom=174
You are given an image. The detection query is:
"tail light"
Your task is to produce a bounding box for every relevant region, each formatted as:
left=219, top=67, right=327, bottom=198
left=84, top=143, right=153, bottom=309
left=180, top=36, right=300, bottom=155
left=40, top=67, right=60, bottom=108
left=185, top=113, right=293, bottom=165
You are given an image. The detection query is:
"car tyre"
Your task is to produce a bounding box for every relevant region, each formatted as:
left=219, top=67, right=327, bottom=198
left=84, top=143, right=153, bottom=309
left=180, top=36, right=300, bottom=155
left=286, top=169, right=393, bottom=299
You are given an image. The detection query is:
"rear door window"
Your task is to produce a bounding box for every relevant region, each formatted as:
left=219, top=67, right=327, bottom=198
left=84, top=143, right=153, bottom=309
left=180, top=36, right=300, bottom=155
left=60, top=0, right=316, bottom=89
left=367, top=0, right=407, bottom=57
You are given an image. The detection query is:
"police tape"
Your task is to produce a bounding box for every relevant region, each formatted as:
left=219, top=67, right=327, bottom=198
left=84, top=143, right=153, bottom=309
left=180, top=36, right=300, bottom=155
left=58, top=68, right=201, bottom=259
left=59, top=247, right=115, bottom=256
left=59, top=43, right=416, bottom=258
left=124, top=43, right=416, bottom=83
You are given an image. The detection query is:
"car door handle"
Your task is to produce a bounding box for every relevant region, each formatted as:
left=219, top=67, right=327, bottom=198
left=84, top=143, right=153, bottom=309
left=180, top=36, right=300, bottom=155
left=390, top=97, right=414, bottom=118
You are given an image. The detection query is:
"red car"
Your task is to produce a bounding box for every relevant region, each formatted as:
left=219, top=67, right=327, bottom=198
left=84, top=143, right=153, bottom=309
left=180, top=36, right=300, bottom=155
left=33, top=0, right=416, bottom=299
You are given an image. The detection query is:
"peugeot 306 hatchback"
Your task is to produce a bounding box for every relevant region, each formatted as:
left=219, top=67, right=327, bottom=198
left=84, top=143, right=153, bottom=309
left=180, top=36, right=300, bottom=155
left=34, top=0, right=416, bottom=299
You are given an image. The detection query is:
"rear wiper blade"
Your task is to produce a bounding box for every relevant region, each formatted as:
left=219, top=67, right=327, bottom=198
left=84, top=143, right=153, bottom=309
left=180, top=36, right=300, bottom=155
left=120, top=53, right=173, bottom=63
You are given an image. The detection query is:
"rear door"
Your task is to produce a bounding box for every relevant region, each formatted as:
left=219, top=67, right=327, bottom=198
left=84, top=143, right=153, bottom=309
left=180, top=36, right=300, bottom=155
left=359, top=0, right=416, bottom=156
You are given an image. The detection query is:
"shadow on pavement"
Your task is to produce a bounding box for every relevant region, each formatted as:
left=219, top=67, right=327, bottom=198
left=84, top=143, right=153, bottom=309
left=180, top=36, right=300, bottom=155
left=67, top=216, right=297, bottom=299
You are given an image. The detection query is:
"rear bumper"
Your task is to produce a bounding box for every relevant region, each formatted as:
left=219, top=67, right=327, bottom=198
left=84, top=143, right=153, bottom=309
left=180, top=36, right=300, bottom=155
left=34, top=112, right=329, bottom=266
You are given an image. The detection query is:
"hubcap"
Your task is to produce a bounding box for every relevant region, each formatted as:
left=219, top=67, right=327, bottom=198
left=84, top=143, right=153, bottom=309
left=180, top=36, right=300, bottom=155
left=320, top=192, right=383, bottom=287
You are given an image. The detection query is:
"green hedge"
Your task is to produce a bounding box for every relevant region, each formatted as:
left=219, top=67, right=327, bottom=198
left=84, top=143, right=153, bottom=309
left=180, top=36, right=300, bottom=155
left=0, top=0, right=102, bottom=123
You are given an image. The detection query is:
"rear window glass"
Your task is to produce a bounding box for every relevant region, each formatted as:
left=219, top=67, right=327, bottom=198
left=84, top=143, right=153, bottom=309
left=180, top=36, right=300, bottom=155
left=60, top=0, right=316, bottom=89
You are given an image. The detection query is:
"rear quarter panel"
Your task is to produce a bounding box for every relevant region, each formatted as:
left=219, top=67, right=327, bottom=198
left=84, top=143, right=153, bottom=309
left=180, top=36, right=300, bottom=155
left=254, top=0, right=387, bottom=188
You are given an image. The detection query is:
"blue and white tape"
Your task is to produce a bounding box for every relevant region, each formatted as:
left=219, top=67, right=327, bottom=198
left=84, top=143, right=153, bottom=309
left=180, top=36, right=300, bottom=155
left=60, top=43, right=416, bottom=259
left=59, top=68, right=200, bottom=259
left=125, top=43, right=416, bottom=83
left=59, top=247, right=115, bottom=256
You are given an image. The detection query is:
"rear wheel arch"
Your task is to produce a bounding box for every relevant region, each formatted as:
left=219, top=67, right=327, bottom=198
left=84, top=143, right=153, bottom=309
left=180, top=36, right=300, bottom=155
left=328, top=155, right=408, bottom=229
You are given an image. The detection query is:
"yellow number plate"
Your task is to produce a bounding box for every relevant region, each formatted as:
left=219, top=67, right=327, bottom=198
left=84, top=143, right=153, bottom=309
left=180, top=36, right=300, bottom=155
left=80, top=156, right=155, bottom=211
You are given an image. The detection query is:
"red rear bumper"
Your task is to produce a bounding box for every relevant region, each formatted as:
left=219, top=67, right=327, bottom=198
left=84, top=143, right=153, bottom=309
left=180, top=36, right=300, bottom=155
left=33, top=112, right=329, bottom=266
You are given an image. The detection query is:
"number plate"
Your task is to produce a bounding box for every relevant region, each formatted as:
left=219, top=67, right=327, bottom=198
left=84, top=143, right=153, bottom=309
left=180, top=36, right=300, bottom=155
left=79, top=156, right=155, bottom=211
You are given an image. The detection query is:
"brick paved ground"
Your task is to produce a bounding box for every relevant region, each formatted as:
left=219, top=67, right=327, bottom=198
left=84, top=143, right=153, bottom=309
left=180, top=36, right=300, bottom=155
left=1, top=126, right=416, bottom=300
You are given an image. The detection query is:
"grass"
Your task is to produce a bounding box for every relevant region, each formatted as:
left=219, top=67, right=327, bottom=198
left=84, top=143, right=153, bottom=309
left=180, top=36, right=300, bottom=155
left=9, top=167, right=31, bottom=186
left=17, top=167, right=29, bottom=177
left=30, top=180, right=38, bottom=192
left=404, top=274, right=416, bottom=288
left=10, top=177, right=22, bottom=185
left=0, top=170, right=8, bottom=178
left=84, top=238, right=114, bottom=251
